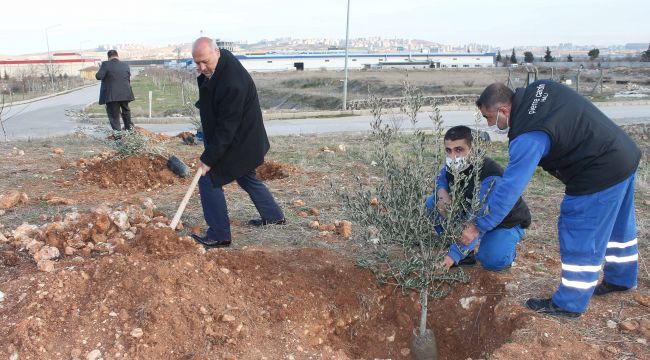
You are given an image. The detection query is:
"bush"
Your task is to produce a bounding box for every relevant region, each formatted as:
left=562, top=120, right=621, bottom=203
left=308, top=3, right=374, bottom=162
left=96, top=127, right=163, bottom=159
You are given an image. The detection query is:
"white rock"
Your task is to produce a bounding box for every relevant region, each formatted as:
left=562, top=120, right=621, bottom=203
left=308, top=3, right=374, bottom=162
left=459, top=296, right=487, bottom=310
left=0, top=290, right=5, bottom=302
left=131, top=327, right=144, bottom=338
left=13, top=223, right=38, bottom=243
left=221, top=314, right=236, bottom=322
left=34, top=245, right=60, bottom=261
left=142, top=197, right=156, bottom=210
left=26, top=239, right=44, bottom=254
left=122, top=231, right=136, bottom=240
left=64, top=212, right=79, bottom=224
left=504, top=283, right=519, bottom=292
left=86, top=349, right=102, bottom=360
left=0, top=232, right=7, bottom=243
left=606, top=320, right=617, bottom=329
left=110, top=211, right=130, bottom=231
left=37, top=260, right=55, bottom=272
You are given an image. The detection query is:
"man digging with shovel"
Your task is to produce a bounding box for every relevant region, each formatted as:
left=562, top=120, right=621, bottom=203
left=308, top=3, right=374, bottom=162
left=183, top=37, right=285, bottom=248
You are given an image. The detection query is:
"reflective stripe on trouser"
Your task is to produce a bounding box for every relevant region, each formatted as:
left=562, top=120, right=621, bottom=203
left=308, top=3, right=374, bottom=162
left=552, top=172, right=637, bottom=313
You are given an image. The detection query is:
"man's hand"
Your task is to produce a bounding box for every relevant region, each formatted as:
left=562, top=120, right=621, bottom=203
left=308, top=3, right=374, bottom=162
left=436, top=189, right=451, bottom=217
left=459, top=223, right=480, bottom=246
left=441, top=255, right=455, bottom=270
left=198, top=161, right=211, bottom=176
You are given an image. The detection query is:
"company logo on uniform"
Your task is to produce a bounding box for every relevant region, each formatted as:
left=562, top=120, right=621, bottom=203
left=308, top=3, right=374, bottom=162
left=528, top=83, right=549, bottom=115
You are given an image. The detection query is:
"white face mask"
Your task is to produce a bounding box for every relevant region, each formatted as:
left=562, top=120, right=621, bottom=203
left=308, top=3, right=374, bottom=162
left=446, top=156, right=470, bottom=173
left=489, top=109, right=510, bottom=134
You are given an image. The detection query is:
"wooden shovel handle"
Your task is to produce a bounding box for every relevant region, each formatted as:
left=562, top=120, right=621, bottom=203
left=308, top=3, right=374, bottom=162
left=169, top=170, right=202, bottom=229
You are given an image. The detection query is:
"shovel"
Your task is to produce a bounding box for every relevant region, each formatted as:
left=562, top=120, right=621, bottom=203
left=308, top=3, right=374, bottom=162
left=169, top=169, right=202, bottom=229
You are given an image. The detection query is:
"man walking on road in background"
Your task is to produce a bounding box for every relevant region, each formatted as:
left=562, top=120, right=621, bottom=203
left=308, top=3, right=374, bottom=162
left=461, top=80, right=641, bottom=318
left=190, top=37, right=285, bottom=248
left=95, top=50, right=135, bottom=131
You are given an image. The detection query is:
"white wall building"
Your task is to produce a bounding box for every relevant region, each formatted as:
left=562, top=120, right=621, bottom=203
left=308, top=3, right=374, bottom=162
left=234, top=52, right=496, bottom=72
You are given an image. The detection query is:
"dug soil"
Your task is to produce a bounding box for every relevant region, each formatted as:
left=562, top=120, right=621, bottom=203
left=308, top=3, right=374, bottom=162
left=77, top=154, right=181, bottom=190
left=0, top=222, right=519, bottom=359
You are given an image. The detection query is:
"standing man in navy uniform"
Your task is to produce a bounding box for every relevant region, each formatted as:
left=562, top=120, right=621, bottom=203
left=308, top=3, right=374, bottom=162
left=190, top=37, right=285, bottom=248
left=462, top=80, right=640, bottom=317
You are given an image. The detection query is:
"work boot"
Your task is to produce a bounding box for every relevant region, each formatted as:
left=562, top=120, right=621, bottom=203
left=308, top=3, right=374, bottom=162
left=525, top=298, right=581, bottom=318
left=248, top=218, right=286, bottom=227
left=190, top=234, right=231, bottom=248
left=594, top=281, right=635, bottom=296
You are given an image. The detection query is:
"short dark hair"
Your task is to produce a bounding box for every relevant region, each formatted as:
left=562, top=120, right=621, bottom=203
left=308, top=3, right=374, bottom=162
left=444, top=125, right=473, bottom=147
left=107, top=50, right=118, bottom=58
left=476, top=82, right=514, bottom=110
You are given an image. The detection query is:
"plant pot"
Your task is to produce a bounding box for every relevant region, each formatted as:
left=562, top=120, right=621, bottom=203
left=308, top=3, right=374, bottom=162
left=410, top=328, right=437, bottom=360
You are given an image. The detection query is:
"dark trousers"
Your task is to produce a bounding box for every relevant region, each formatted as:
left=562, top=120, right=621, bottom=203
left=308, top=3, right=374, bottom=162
left=105, top=101, right=133, bottom=130
left=198, top=169, right=284, bottom=241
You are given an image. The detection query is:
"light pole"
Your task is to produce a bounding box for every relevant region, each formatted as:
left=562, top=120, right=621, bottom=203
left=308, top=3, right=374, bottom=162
left=45, top=24, right=61, bottom=88
left=342, top=0, right=350, bottom=111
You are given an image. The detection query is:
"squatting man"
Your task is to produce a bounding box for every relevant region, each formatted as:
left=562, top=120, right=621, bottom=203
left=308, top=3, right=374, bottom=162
left=426, top=125, right=531, bottom=271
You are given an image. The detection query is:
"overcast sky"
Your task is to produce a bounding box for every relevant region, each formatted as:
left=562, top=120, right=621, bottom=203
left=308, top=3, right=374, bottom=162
left=1, top=0, right=647, bottom=55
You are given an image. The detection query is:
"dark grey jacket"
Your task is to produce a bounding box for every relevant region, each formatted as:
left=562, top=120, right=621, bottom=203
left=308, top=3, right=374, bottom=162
left=95, top=58, right=135, bottom=105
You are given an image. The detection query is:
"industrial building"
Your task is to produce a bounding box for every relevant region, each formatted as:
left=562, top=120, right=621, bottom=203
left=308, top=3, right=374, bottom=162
left=0, top=53, right=101, bottom=78
left=0, top=51, right=495, bottom=78
left=233, top=52, right=496, bottom=72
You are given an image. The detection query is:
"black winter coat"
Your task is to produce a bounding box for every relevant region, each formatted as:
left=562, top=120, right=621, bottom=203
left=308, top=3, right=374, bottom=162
left=197, top=49, right=270, bottom=187
left=95, top=58, right=135, bottom=105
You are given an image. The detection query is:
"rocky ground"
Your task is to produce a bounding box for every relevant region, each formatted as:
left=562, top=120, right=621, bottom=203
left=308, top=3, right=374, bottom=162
left=0, top=124, right=649, bottom=359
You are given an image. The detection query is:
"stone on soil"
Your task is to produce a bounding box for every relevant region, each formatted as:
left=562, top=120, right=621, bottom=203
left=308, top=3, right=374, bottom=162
left=37, top=260, right=55, bottom=272
left=619, top=320, right=639, bottom=332
left=0, top=190, right=27, bottom=209
left=86, top=349, right=102, bottom=360
left=634, top=293, right=650, bottom=307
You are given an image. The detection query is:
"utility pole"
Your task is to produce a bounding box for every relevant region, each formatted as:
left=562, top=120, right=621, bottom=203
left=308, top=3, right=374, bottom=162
left=45, top=24, right=61, bottom=89
left=342, top=0, right=351, bottom=111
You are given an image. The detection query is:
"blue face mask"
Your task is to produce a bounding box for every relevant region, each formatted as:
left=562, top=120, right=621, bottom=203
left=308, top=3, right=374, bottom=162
left=489, top=109, right=509, bottom=134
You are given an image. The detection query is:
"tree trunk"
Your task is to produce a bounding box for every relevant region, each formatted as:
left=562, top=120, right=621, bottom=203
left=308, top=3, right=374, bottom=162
left=410, top=288, right=437, bottom=360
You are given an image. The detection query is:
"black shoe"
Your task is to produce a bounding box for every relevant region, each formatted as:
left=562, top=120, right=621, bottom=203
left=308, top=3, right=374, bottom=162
left=525, top=298, right=581, bottom=318
left=594, top=281, right=635, bottom=296
left=451, top=251, right=477, bottom=268
left=190, top=234, right=231, bottom=248
left=248, top=218, right=286, bottom=227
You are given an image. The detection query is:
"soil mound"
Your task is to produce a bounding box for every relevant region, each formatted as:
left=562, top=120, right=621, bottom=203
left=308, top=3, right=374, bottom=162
left=78, top=154, right=179, bottom=190
left=127, top=225, right=197, bottom=257
left=133, top=126, right=171, bottom=142
left=256, top=160, right=296, bottom=181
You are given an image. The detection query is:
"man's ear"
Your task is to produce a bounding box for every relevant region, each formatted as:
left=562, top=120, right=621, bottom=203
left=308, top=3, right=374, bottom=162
left=501, top=105, right=513, bottom=118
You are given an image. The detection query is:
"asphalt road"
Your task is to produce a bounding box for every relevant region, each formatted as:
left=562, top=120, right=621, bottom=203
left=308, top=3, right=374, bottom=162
left=1, top=84, right=649, bottom=141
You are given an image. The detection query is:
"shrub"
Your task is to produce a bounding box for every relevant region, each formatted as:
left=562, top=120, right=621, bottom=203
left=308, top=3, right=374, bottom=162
left=96, top=127, right=163, bottom=160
